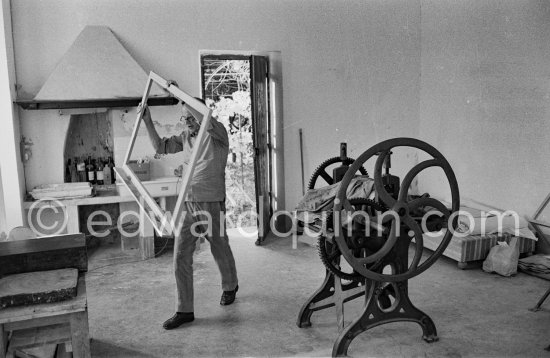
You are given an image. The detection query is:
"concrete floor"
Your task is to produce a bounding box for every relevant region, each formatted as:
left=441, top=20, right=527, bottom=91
left=85, top=230, right=549, bottom=358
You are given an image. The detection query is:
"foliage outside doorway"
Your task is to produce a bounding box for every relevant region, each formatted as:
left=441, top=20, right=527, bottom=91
left=202, top=58, right=257, bottom=229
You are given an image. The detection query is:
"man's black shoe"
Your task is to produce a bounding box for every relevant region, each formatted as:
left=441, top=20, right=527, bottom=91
left=220, top=285, right=239, bottom=306
left=163, top=312, right=194, bottom=330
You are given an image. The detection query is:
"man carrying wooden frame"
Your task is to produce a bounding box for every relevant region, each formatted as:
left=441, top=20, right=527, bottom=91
left=118, top=72, right=239, bottom=330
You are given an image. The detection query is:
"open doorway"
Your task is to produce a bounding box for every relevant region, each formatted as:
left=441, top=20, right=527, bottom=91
left=201, top=55, right=271, bottom=243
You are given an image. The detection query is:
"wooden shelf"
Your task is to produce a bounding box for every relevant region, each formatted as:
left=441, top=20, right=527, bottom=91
left=23, top=176, right=181, bottom=209
left=15, top=96, right=179, bottom=110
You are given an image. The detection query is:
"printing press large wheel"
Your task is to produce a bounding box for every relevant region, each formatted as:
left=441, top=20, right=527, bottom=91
left=333, top=137, right=460, bottom=282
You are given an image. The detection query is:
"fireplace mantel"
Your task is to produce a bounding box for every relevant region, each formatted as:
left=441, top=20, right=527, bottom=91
left=16, top=96, right=178, bottom=110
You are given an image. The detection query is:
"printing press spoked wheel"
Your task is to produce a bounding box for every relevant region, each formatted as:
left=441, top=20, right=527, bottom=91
left=317, top=199, right=388, bottom=281
left=308, top=157, right=368, bottom=189
left=333, top=137, right=460, bottom=282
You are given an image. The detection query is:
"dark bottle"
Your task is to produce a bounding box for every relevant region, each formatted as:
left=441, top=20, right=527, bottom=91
left=96, top=158, right=104, bottom=185
left=65, top=158, right=72, bottom=183
left=86, top=156, right=96, bottom=184
left=70, top=157, right=78, bottom=183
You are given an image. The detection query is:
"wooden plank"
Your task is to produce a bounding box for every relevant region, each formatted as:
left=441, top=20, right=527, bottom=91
left=23, top=176, right=182, bottom=209
left=123, top=77, right=153, bottom=165
left=4, top=316, right=68, bottom=332
left=124, top=167, right=166, bottom=228
left=0, top=277, right=86, bottom=325
left=0, top=324, right=7, bottom=358
left=16, top=96, right=177, bottom=110
left=8, top=324, right=70, bottom=350
left=69, top=310, right=90, bottom=358
left=0, top=234, right=86, bottom=277
left=14, top=344, right=57, bottom=358
left=0, top=269, right=78, bottom=309
left=0, top=234, right=84, bottom=257
left=149, top=72, right=211, bottom=117
left=114, top=167, right=169, bottom=237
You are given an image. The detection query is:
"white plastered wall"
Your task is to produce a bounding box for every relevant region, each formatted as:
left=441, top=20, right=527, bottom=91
left=13, top=0, right=422, bottom=215
left=0, top=0, right=24, bottom=232
left=10, top=0, right=550, bottom=221
left=418, top=0, right=550, bottom=216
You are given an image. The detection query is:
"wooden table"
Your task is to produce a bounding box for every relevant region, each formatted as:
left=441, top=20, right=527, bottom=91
left=23, top=177, right=180, bottom=259
left=0, top=276, right=90, bottom=358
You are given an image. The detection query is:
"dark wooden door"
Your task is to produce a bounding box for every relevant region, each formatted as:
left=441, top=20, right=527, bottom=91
left=250, top=55, right=272, bottom=244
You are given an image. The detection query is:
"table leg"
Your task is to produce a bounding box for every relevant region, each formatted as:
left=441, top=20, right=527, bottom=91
left=139, top=197, right=155, bottom=260
left=0, top=323, right=6, bottom=358
left=65, top=205, right=80, bottom=234
left=334, top=276, right=345, bottom=332
left=70, top=311, right=91, bottom=358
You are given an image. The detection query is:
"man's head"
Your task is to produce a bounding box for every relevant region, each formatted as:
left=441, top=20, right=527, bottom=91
left=181, top=105, right=200, bottom=136
left=179, top=97, right=205, bottom=136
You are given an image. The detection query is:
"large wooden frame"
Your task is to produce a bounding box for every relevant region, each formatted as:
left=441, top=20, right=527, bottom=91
left=114, top=71, right=212, bottom=236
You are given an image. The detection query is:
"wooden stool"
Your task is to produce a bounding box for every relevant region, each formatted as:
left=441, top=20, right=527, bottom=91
left=0, top=276, right=90, bottom=358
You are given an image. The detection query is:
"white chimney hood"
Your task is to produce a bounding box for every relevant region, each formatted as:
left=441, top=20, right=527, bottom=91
left=17, top=26, right=177, bottom=110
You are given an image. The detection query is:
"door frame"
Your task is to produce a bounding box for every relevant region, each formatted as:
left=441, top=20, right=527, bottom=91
left=199, top=50, right=285, bottom=239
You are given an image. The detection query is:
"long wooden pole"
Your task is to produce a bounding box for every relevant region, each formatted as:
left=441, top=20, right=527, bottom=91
left=299, top=128, right=305, bottom=195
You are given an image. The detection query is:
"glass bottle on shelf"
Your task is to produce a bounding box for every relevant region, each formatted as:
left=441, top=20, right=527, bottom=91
left=77, top=157, right=86, bottom=182
left=70, top=157, right=78, bottom=183
left=103, top=157, right=112, bottom=185
left=96, top=158, right=104, bottom=186
left=86, top=156, right=95, bottom=184
left=64, top=158, right=72, bottom=183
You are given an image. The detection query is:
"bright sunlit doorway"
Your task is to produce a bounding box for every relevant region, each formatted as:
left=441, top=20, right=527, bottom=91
left=201, top=54, right=272, bottom=244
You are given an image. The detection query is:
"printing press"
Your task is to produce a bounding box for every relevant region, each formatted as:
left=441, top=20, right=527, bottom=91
left=295, top=137, right=460, bottom=357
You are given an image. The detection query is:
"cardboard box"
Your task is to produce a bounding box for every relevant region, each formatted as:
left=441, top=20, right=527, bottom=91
left=128, top=161, right=151, bottom=181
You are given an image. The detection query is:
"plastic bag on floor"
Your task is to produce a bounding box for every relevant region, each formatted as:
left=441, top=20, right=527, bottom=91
left=482, top=236, right=519, bottom=277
